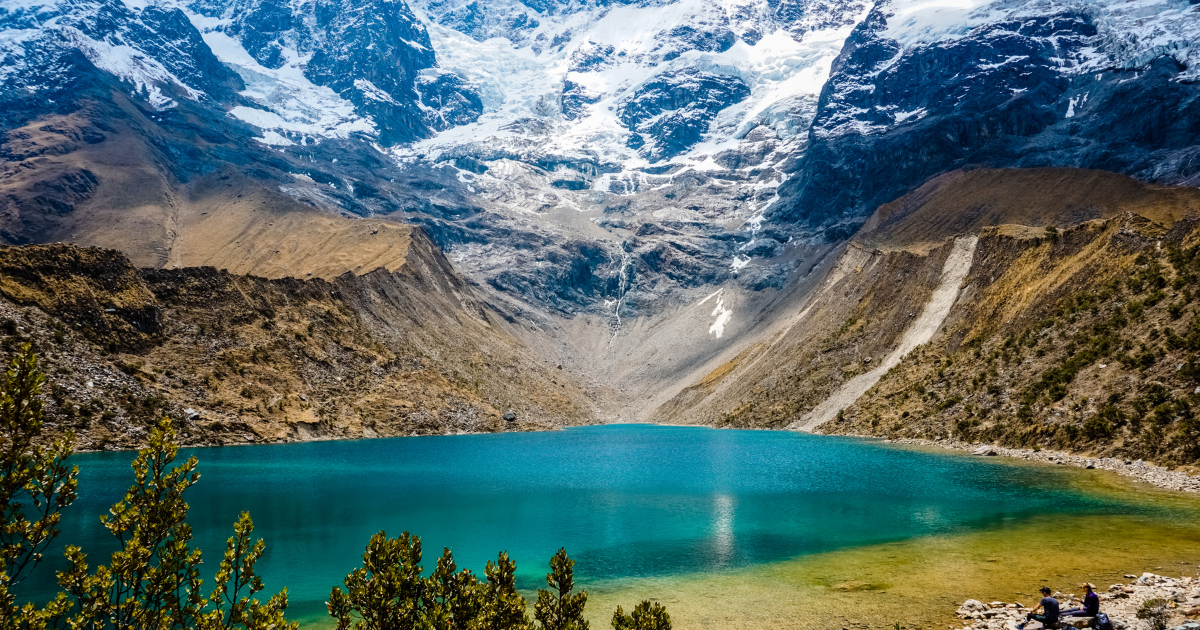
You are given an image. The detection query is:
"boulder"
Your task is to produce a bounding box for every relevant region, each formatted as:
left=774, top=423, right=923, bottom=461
left=973, top=446, right=999, bottom=456
left=503, top=410, right=517, bottom=422
left=959, top=600, right=989, bottom=616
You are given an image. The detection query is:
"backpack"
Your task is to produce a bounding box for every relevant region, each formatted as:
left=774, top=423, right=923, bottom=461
left=1095, top=612, right=1113, bottom=630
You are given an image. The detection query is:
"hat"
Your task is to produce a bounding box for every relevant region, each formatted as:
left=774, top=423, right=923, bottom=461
left=1080, top=583, right=1096, bottom=589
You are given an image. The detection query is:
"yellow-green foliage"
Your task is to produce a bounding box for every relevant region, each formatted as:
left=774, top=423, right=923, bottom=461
left=0, top=344, right=78, bottom=629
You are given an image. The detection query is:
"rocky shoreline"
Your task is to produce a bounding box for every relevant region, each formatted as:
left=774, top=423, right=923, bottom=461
left=876, top=438, right=1200, bottom=494
left=954, top=573, right=1200, bottom=630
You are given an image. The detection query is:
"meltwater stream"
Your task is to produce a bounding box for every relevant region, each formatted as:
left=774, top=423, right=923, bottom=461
left=19, top=426, right=1200, bottom=628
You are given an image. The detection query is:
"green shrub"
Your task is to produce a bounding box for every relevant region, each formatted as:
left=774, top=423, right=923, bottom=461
left=535, top=548, right=590, bottom=630
left=0, top=345, right=78, bottom=626
left=1136, top=598, right=1172, bottom=630
left=612, top=601, right=671, bottom=630
left=1083, top=414, right=1113, bottom=440
left=58, top=421, right=297, bottom=630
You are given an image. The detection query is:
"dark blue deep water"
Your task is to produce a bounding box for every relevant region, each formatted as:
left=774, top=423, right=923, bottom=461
left=18, top=425, right=1181, bottom=621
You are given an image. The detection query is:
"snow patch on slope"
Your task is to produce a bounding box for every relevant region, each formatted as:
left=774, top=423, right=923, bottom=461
left=709, top=295, right=732, bottom=338
left=1, top=0, right=205, bottom=104
left=400, top=0, right=871, bottom=175
left=193, top=26, right=376, bottom=139
left=880, top=0, right=1200, bottom=80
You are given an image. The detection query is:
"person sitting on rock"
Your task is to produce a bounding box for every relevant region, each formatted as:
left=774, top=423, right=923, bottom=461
left=1061, top=583, right=1099, bottom=618
left=1018, top=587, right=1060, bottom=629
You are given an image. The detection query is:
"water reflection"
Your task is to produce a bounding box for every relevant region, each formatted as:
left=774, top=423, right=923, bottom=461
left=711, top=494, right=735, bottom=568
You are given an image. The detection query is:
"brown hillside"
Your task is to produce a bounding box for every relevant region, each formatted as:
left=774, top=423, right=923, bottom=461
left=1, top=100, right=425, bottom=282
left=656, top=168, right=1200, bottom=466
left=166, top=169, right=418, bottom=280
left=0, top=239, right=594, bottom=450
left=828, top=212, right=1200, bottom=466
left=856, top=168, right=1200, bottom=254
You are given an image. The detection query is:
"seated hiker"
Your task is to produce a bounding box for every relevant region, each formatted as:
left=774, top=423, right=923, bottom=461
left=1062, top=583, right=1100, bottom=618
left=1018, top=587, right=1060, bottom=629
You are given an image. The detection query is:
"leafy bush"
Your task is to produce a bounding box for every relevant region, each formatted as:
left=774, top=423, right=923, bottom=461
left=0, top=344, right=78, bottom=627
left=535, top=548, right=590, bottom=630
left=1136, top=598, right=1172, bottom=630
left=328, top=538, right=606, bottom=630
left=612, top=601, right=671, bottom=630
left=327, top=531, right=431, bottom=630
left=1083, top=414, right=1113, bottom=440
left=57, top=420, right=296, bottom=630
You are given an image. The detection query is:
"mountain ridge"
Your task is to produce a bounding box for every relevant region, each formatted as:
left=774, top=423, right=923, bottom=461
left=0, top=232, right=595, bottom=449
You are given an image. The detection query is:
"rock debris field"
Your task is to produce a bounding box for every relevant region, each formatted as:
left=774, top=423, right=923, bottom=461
left=955, top=573, right=1200, bottom=630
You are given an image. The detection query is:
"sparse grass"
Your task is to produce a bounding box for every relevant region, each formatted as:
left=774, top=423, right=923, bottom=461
left=0, top=242, right=592, bottom=450
left=825, top=212, right=1200, bottom=466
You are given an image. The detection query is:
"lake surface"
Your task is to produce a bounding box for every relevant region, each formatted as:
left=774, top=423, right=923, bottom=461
left=19, top=425, right=1200, bottom=628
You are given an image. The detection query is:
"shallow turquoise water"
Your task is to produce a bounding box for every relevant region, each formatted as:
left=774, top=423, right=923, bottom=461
left=16, top=425, right=1197, bottom=624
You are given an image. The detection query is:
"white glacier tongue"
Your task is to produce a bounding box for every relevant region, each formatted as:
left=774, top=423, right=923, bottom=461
left=402, top=0, right=870, bottom=173
left=195, top=28, right=377, bottom=141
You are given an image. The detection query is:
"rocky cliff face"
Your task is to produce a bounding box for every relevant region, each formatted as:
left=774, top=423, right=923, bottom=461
left=390, top=0, right=874, bottom=319
left=0, top=236, right=593, bottom=449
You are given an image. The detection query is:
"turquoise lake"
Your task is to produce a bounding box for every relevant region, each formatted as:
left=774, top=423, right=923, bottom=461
left=20, top=425, right=1200, bottom=628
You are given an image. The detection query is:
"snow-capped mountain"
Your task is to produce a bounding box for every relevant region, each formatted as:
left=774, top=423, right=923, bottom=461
left=1, top=0, right=1199, bottom=323
left=0, top=0, right=244, bottom=108
left=383, top=0, right=877, bottom=316
left=775, top=0, right=1200, bottom=229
